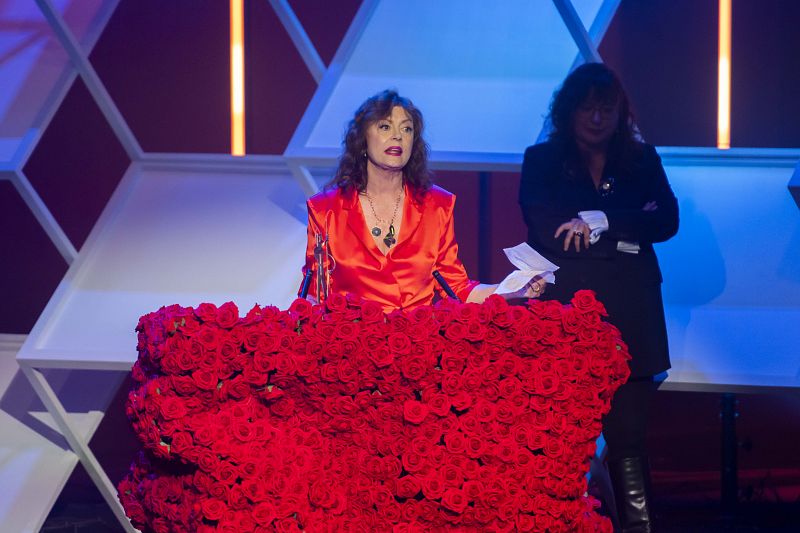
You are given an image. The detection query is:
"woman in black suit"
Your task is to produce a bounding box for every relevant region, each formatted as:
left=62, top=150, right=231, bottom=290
left=519, top=63, right=678, bottom=532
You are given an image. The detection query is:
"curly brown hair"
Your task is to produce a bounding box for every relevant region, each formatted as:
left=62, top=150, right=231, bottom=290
left=328, top=90, right=432, bottom=202
left=548, top=62, right=642, bottom=172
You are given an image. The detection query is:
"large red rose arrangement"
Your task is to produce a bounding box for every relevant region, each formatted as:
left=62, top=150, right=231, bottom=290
left=119, top=290, right=629, bottom=532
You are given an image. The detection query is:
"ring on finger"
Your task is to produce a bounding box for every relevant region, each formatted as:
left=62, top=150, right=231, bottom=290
left=574, top=231, right=583, bottom=237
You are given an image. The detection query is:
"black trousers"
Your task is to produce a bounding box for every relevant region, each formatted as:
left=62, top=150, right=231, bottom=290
left=602, top=376, right=661, bottom=461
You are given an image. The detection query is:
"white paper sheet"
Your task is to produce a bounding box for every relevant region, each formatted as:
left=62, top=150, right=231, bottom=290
left=495, top=243, right=559, bottom=295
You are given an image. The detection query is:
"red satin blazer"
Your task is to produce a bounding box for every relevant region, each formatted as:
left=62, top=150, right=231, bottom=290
left=303, top=184, right=478, bottom=312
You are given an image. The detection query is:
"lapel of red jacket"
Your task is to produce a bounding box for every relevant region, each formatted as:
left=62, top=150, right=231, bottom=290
left=341, top=188, right=384, bottom=262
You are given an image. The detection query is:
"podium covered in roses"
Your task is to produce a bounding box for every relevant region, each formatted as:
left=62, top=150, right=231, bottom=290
left=119, top=291, right=630, bottom=532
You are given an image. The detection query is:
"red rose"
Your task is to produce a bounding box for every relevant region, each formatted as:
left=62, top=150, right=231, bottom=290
left=325, top=292, right=348, bottom=313
left=360, top=300, right=384, bottom=323
left=319, top=362, right=340, bottom=382
left=195, top=303, right=219, bottom=324
left=426, top=394, right=451, bottom=417
left=463, top=479, right=484, bottom=501
left=240, top=477, right=266, bottom=502
left=494, top=439, right=517, bottom=464
left=560, top=307, right=584, bottom=334
left=450, top=390, right=473, bottom=411
left=400, top=356, right=427, bottom=381
left=230, top=419, right=256, bottom=443
left=441, top=464, right=464, bottom=488
left=473, top=503, right=497, bottom=524
left=227, top=485, right=249, bottom=510
left=453, top=302, right=478, bottom=324
left=387, top=332, right=412, bottom=355
left=401, top=451, right=426, bottom=473
left=578, top=326, right=599, bottom=344
left=462, top=369, right=483, bottom=391
left=465, top=319, right=485, bottom=342
left=571, top=289, right=607, bottom=316
left=536, top=512, right=558, bottom=531
left=309, top=479, right=336, bottom=508
left=336, top=359, right=357, bottom=383
left=395, top=475, right=422, bottom=498
left=216, top=302, right=239, bottom=329
left=333, top=321, right=359, bottom=341
left=534, top=371, right=560, bottom=397
left=495, top=400, right=516, bottom=424
left=406, top=323, right=430, bottom=343
left=270, top=397, right=295, bottom=417
left=196, top=326, right=220, bottom=350
left=158, top=396, right=187, bottom=420
left=399, top=500, right=421, bottom=523
left=440, top=351, right=466, bottom=373
left=407, top=304, right=432, bottom=323
left=441, top=488, right=468, bottom=513
left=386, top=311, right=410, bottom=332
left=288, top=298, right=312, bottom=320
left=420, top=475, right=445, bottom=500
left=440, top=371, right=463, bottom=395
left=220, top=376, right=251, bottom=400
left=241, top=303, right=262, bottom=324
left=493, top=501, right=516, bottom=523
left=444, top=321, right=467, bottom=341
left=294, top=355, right=319, bottom=377
left=403, top=400, right=429, bottom=424
left=465, top=436, right=486, bottom=458
left=201, top=498, right=226, bottom=521
left=483, top=293, right=509, bottom=315
left=171, top=375, right=198, bottom=396
left=170, top=431, right=193, bottom=455
left=273, top=351, right=297, bottom=375
left=252, top=352, right=276, bottom=375
left=472, top=400, right=495, bottom=425
left=192, top=369, right=218, bottom=391
left=173, top=347, right=200, bottom=374
left=123, top=499, right=147, bottom=526
left=543, top=435, right=564, bottom=459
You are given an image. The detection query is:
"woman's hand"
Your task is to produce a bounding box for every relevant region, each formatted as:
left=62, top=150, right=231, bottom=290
left=467, top=276, right=547, bottom=303
left=555, top=218, right=591, bottom=252
left=505, top=276, right=547, bottom=299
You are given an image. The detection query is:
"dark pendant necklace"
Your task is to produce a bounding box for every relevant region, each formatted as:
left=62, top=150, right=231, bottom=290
left=363, top=188, right=403, bottom=248
left=383, top=224, right=396, bottom=248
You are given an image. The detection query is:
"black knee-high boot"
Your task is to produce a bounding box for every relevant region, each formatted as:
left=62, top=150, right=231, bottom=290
left=608, top=456, right=655, bottom=533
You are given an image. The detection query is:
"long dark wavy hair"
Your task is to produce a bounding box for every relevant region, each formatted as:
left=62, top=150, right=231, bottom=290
left=328, top=90, right=432, bottom=202
left=548, top=62, right=641, bottom=173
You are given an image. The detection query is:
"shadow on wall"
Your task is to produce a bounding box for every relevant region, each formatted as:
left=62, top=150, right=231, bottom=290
left=0, top=368, right=128, bottom=450
left=777, top=203, right=800, bottom=286
left=658, top=197, right=726, bottom=358
left=660, top=197, right=726, bottom=307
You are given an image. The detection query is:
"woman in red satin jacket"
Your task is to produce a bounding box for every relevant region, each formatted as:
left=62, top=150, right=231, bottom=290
left=302, top=90, right=545, bottom=313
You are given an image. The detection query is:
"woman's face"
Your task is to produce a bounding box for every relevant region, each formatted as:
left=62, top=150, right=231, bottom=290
left=365, top=106, right=414, bottom=172
left=572, top=95, right=620, bottom=150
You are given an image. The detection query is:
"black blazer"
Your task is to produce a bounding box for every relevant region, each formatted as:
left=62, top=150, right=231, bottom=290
left=519, top=141, right=679, bottom=377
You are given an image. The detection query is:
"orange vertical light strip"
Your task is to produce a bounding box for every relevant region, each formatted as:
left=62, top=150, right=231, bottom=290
left=717, top=0, right=731, bottom=149
left=230, top=0, right=245, bottom=156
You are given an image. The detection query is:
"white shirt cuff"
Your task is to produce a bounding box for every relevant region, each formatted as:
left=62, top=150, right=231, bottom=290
left=578, top=210, right=608, bottom=244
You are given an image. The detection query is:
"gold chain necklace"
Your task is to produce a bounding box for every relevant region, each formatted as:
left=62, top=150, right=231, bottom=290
left=363, top=188, right=403, bottom=248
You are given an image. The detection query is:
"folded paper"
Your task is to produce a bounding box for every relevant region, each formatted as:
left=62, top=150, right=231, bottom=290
left=495, top=242, right=559, bottom=295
